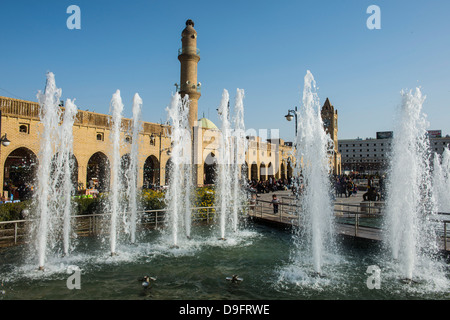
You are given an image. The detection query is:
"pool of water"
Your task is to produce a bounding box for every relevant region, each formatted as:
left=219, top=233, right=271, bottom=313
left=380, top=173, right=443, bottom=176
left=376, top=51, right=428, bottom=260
left=0, top=223, right=448, bottom=300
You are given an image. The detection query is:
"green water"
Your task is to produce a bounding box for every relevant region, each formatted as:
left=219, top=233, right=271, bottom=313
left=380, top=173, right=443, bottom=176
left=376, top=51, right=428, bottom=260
left=0, top=223, right=448, bottom=300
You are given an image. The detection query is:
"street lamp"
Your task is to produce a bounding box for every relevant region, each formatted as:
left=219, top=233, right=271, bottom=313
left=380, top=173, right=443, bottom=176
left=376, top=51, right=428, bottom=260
left=0, top=134, right=10, bottom=147
left=284, top=106, right=298, bottom=136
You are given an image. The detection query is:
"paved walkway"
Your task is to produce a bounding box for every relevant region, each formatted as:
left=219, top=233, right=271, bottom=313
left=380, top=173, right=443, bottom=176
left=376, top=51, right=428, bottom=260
left=248, top=188, right=449, bottom=252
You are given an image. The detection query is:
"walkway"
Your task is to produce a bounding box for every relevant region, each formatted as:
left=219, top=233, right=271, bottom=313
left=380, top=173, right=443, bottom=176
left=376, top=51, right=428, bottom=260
left=248, top=189, right=450, bottom=252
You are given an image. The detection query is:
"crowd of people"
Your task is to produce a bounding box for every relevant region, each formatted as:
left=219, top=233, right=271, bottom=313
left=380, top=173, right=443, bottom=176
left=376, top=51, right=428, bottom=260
left=247, top=177, right=292, bottom=194
left=2, top=181, right=33, bottom=202
left=333, top=174, right=385, bottom=201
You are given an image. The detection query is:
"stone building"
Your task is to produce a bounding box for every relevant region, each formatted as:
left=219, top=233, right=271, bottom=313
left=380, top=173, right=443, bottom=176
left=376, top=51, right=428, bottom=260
left=0, top=19, right=340, bottom=199
left=321, top=98, right=342, bottom=175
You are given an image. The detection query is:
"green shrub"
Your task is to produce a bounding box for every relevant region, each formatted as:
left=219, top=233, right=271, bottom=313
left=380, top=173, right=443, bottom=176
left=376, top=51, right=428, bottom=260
left=0, top=201, right=32, bottom=222
left=140, top=189, right=166, bottom=210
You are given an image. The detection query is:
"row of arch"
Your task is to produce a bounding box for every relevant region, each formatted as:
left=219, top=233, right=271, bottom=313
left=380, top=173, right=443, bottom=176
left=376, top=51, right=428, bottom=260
left=202, top=153, right=293, bottom=184
left=3, top=147, right=163, bottom=195
left=3, top=147, right=294, bottom=200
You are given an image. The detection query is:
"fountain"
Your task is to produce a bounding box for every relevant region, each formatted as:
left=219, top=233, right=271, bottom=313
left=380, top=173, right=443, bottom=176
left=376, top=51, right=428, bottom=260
left=231, top=88, right=247, bottom=233
left=125, top=93, right=143, bottom=244
left=213, top=88, right=248, bottom=240
left=432, top=147, right=450, bottom=213
left=384, top=88, right=440, bottom=281
left=32, top=72, right=78, bottom=270
left=1, top=72, right=449, bottom=300
left=164, top=92, right=193, bottom=247
left=292, top=70, right=335, bottom=276
left=56, top=98, right=78, bottom=256
left=216, top=89, right=233, bottom=240
left=108, top=90, right=124, bottom=256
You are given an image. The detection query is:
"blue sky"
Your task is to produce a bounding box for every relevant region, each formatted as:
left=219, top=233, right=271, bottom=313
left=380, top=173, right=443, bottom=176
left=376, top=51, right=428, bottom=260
left=1, top=0, right=449, bottom=141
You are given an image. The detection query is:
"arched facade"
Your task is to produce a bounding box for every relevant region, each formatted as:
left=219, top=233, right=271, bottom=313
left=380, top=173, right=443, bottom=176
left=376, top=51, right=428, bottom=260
left=3, top=147, right=37, bottom=200
left=143, top=155, right=160, bottom=188
left=203, top=152, right=216, bottom=185
left=86, top=151, right=110, bottom=192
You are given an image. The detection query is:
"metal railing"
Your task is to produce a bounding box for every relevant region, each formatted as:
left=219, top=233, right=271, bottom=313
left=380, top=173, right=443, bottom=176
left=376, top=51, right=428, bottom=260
left=0, top=205, right=252, bottom=247
left=248, top=198, right=449, bottom=250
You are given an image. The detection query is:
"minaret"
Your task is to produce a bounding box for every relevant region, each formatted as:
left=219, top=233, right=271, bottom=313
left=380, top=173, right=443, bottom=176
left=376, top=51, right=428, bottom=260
left=178, top=19, right=201, bottom=129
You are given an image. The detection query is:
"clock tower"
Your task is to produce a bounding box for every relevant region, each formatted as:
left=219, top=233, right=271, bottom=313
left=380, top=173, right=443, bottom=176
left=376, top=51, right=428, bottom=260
left=321, top=98, right=341, bottom=175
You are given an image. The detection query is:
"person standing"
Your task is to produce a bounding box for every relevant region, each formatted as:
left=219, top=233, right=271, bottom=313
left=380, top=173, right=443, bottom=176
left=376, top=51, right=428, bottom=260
left=271, top=194, right=280, bottom=214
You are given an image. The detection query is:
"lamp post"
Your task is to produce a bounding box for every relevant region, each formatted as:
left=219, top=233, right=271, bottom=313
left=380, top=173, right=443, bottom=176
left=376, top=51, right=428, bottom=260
left=0, top=134, right=11, bottom=147
left=284, top=106, right=298, bottom=136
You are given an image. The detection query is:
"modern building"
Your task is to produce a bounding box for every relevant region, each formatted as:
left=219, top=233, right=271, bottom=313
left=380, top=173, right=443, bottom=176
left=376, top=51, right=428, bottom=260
left=338, top=130, right=450, bottom=174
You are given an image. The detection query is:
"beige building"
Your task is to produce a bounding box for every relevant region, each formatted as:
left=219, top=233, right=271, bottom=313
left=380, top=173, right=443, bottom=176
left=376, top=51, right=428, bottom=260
left=0, top=19, right=340, bottom=199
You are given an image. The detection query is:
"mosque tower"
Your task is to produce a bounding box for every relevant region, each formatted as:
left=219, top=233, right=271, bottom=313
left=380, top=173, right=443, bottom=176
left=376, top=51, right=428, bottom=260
left=178, top=19, right=201, bottom=129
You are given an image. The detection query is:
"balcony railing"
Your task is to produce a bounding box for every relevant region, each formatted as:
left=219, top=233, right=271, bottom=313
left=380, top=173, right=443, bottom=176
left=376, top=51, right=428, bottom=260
left=177, top=82, right=201, bottom=93
left=178, top=47, right=200, bottom=57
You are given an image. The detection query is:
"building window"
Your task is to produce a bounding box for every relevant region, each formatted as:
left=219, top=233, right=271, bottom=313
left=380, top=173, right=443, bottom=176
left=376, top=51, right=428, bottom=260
left=96, top=133, right=104, bottom=141
left=19, top=124, right=29, bottom=134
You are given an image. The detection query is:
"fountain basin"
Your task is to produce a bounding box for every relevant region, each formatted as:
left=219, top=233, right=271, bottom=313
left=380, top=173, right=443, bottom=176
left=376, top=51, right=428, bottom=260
left=0, top=223, right=448, bottom=300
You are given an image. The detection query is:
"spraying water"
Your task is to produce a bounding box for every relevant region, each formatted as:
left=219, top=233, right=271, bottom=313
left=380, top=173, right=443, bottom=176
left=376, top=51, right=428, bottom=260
left=58, top=98, right=78, bottom=255
left=294, top=70, right=335, bottom=275
left=34, top=72, right=63, bottom=269
left=164, top=93, right=192, bottom=246
left=109, top=90, right=124, bottom=255
left=216, top=89, right=233, bottom=240
left=126, top=93, right=143, bottom=244
left=384, top=88, right=439, bottom=281
left=33, top=72, right=77, bottom=268
left=231, top=89, right=247, bottom=232
left=432, top=148, right=450, bottom=213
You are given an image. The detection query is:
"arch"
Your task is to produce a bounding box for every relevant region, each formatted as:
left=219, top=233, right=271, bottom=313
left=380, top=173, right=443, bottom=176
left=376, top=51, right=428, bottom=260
left=86, top=152, right=110, bottom=192
left=281, top=162, right=286, bottom=180
left=260, top=162, right=267, bottom=181
left=268, top=162, right=274, bottom=181
left=204, top=152, right=217, bottom=185
left=3, top=147, right=37, bottom=200
left=287, top=157, right=293, bottom=180
left=250, top=162, right=258, bottom=181
left=164, top=157, right=173, bottom=186
left=143, top=155, right=160, bottom=188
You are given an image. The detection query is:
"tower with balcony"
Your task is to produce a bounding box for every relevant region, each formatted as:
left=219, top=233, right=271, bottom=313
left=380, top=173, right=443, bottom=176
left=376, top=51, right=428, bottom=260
left=177, top=19, right=201, bottom=129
